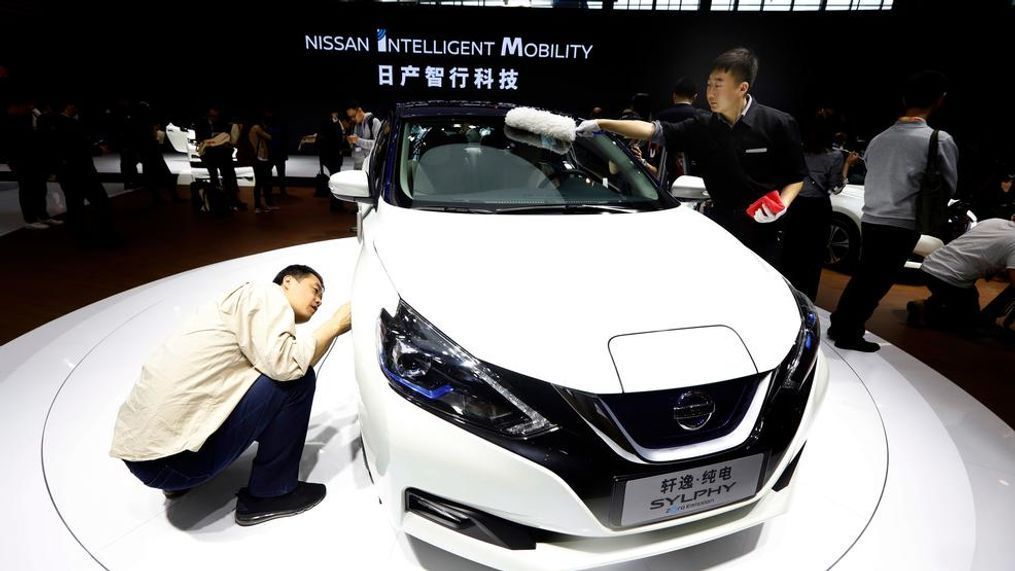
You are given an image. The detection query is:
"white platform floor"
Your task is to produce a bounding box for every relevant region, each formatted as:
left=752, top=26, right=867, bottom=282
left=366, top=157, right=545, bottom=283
left=1, top=238, right=1014, bottom=570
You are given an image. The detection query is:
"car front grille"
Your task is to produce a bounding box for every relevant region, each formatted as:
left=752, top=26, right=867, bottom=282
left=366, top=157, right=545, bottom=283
left=599, top=373, right=766, bottom=449
left=558, top=371, right=769, bottom=463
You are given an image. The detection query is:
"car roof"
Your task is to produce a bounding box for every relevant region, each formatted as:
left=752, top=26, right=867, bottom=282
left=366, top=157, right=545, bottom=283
left=395, top=101, right=513, bottom=119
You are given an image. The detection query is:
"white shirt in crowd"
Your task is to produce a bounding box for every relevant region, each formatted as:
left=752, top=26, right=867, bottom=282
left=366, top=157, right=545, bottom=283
left=921, top=218, right=1015, bottom=288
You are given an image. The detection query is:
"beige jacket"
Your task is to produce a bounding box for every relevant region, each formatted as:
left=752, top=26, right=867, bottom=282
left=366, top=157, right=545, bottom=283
left=110, top=282, right=316, bottom=461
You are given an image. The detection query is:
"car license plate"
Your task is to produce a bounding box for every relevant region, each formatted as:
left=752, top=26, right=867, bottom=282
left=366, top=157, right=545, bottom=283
left=617, top=454, right=765, bottom=527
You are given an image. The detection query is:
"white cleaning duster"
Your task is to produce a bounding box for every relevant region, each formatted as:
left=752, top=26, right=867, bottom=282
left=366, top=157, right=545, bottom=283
left=504, top=107, right=576, bottom=143
left=504, top=107, right=576, bottom=155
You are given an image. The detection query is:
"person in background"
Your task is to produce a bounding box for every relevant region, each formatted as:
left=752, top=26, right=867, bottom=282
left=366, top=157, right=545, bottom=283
left=345, top=102, right=382, bottom=171
left=656, top=76, right=703, bottom=186
left=195, top=106, right=244, bottom=211
left=249, top=111, right=279, bottom=214
left=134, top=101, right=179, bottom=203
left=619, top=93, right=654, bottom=172
left=265, top=108, right=289, bottom=197
left=114, top=99, right=142, bottom=191
left=828, top=71, right=958, bottom=352
left=43, top=98, right=120, bottom=246
left=908, top=218, right=1015, bottom=332
left=974, top=173, right=1014, bottom=222
left=4, top=92, right=61, bottom=229
left=317, top=109, right=350, bottom=177
left=782, top=109, right=860, bottom=301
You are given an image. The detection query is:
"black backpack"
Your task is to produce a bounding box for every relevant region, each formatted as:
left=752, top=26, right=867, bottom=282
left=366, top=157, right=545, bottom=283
left=915, top=130, right=951, bottom=238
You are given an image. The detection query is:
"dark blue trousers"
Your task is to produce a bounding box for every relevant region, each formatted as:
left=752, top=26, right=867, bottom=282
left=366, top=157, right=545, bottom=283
left=125, top=369, right=316, bottom=498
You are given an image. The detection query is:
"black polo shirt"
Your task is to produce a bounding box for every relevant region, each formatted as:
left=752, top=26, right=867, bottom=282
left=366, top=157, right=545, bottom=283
left=654, top=97, right=807, bottom=212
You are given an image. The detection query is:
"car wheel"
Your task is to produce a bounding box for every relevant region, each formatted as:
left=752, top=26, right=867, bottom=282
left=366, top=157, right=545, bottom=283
left=826, top=215, right=860, bottom=272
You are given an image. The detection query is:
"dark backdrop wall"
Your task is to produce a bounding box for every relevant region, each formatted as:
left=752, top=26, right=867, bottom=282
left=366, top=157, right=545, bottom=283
left=2, top=1, right=1012, bottom=194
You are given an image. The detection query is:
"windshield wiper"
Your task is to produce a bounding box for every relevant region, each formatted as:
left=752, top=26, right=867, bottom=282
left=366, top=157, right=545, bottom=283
left=415, top=206, right=497, bottom=214
left=494, top=204, right=640, bottom=214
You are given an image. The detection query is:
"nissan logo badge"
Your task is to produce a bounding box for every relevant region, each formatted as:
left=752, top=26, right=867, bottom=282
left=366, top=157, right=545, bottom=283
left=673, top=390, right=716, bottom=431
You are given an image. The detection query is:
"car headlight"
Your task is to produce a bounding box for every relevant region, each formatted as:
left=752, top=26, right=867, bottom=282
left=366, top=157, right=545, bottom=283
left=775, top=287, right=821, bottom=390
left=377, top=301, right=556, bottom=438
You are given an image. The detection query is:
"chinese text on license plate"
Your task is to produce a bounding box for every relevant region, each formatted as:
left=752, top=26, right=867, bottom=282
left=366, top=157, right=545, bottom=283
left=619, top=454, right=765, bottom=527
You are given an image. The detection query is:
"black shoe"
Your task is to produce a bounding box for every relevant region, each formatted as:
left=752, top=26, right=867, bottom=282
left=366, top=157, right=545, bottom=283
left=234, top=482, right=326, bottom=526
left=834, top=337, right=881, bottom=352
left=163, top=488, right=191, bottom=499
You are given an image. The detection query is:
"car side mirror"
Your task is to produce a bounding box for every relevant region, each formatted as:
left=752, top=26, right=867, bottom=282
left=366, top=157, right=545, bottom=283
left=671, top=175, right=709, bottom=201
left=330, top=170, right=373, bottom=204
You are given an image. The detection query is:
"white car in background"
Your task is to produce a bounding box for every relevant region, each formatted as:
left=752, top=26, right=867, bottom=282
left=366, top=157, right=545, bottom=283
left=165, top=123, right=255, bottom=188
left=328, top=103, right=828, bottom=569
left=670, top=175, right=977, bottom=271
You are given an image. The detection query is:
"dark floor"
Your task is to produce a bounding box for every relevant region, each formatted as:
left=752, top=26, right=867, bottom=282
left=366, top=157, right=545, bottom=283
left=2, top=187, right=1012, bottom=429
left=0, top=185, right=356, bottom=344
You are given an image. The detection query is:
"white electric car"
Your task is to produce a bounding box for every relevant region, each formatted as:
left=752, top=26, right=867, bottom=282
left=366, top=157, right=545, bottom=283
left=330, top=103, right=828, bottom=569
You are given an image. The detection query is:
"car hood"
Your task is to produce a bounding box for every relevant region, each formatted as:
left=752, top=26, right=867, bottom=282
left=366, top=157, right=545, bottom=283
left=371, top=202, right=800, bottom=394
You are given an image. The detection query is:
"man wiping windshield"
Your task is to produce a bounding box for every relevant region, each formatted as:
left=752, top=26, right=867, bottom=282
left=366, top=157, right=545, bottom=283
left=577, top=47, right=807, bottom=266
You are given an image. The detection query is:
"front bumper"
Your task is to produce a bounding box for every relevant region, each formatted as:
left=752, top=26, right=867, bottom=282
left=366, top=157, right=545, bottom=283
left=358, top=347, right=828, bottom=568
left=401, top=481, right=793, bottom=570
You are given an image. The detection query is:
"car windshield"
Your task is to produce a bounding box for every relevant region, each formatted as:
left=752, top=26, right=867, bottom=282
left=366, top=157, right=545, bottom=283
left=392, top=115, right=674, bottom=213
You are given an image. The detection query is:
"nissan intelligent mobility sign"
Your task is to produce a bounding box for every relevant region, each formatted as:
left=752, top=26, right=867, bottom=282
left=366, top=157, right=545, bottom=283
left=304, top=28, right=595, bottom=96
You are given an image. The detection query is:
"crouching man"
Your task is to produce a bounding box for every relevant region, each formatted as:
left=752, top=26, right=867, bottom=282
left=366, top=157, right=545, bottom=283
left=110, top=265, right=351, bottom=526
left=909, top=218, right=1015, bottom=331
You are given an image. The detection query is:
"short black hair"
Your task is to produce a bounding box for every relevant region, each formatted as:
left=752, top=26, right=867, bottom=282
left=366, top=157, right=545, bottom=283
left=273, top=265, right=324, bottom=289
left=802, top=109, right=840, bottom=154
left=902, top=70, right=948, bottom=109
left=630, top=92, right=652, bottom=120
left=673, top=77, right=698, bottom=99
left=711, top=48, right=759, bottom=89
left=345, top=100, right=361, bottom=112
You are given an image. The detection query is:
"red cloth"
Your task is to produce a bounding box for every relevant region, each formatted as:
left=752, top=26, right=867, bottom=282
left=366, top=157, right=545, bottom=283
left=746, top=191, right=785, bottom=217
